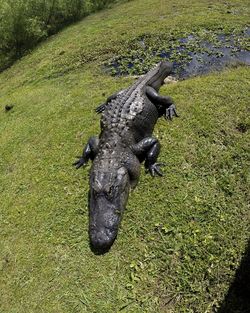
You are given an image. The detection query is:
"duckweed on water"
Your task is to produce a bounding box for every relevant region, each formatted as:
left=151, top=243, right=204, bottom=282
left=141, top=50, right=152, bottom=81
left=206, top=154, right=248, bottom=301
left=106, top=27, right=250, bottom=78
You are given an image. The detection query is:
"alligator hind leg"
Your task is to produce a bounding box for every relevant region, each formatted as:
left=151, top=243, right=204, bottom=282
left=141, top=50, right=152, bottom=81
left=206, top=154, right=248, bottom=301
left=132, top=137, right=164, bottom=176
left=146, top=86, right=179, bottom=120
left=73, top=136, right=99, bottom=169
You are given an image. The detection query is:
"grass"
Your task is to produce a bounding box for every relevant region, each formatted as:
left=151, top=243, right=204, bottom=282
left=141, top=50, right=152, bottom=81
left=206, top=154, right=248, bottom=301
left=0, top=0, right=249, bottom=312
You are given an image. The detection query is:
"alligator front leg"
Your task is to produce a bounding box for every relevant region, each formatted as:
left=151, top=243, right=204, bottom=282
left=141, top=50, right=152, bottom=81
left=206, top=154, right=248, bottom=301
left=73, top=136, right=99, bottom=169
left=132, top=137, right=164, bottom=176
left=146, top=86, right=179, bottom=120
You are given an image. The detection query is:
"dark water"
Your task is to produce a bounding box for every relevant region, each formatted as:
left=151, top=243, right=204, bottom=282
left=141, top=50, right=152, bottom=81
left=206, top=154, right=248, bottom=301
left=173, top=35, right=250, bottom=78
left=107, top=28, right=250, bottom=79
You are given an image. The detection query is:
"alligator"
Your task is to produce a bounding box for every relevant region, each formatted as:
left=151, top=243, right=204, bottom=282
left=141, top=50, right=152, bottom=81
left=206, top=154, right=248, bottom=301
left=74, top=61, right=178, bottom=254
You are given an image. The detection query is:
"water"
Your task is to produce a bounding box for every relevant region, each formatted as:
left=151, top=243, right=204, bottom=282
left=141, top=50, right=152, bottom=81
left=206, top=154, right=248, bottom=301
left=175, top=46, right=250, bottom=79
left=107, top=28, right=250, bottom=79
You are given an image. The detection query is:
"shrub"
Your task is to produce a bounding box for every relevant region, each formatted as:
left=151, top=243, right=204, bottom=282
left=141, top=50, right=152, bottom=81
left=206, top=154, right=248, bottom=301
left=0, top=0, right=120, bottom=71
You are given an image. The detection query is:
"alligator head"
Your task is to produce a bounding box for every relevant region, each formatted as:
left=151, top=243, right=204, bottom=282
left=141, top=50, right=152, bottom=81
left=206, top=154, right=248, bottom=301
left=88, top=166, right=130, bottom=254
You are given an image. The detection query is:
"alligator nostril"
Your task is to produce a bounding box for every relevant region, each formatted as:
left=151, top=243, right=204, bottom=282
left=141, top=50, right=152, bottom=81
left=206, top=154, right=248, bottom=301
left=89, top=228, right=117, bottom=254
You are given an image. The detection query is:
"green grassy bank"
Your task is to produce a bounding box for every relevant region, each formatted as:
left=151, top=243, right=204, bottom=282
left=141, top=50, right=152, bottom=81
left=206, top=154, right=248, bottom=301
left=0, top=0, right=249, bottom=312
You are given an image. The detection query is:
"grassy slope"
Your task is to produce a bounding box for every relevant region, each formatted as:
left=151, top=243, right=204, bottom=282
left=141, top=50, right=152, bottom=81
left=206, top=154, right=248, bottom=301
left=0, top=0, right=249, bottom=312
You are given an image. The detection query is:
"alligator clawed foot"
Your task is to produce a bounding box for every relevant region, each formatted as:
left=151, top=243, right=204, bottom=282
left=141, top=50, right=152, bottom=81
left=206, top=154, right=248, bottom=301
left=146, top=162, right=166, bottom=177
left=165, top=104, right=179, bottom=120
left=73, top=156, right=87, bottom=169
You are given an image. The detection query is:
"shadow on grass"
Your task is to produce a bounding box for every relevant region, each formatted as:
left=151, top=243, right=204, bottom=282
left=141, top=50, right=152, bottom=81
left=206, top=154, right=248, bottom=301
left=217, top=240, right=250, bottom=313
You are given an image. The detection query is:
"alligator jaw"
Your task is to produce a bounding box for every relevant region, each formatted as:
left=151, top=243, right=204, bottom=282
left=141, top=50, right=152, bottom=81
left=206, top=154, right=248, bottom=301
left=88, top=167, right=130, bottom=254
left=88, top=199, right=120, bottom=254
left=89, top=196, right=127, bottom=254
left=89, top=225, right=118, bottom=254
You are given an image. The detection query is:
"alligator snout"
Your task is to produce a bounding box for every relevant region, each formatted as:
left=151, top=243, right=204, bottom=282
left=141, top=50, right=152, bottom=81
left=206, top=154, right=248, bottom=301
left=88, top=166, right=130, bottom=253
left=89, top=197, right=122, bottom=254
left=89, top=226, right=117, bottom=254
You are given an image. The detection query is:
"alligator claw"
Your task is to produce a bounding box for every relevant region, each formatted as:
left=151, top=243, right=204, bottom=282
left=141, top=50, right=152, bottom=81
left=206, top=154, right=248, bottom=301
left=165, top=104, right=179, bottom=120
left=146, top=162, right=166, bottom=177
left=73, top=157, right=87, bottom=169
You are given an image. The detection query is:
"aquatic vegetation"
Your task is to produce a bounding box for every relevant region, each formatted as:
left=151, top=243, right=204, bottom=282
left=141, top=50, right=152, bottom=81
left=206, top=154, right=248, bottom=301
left=106, top=27, right=250, bottom=78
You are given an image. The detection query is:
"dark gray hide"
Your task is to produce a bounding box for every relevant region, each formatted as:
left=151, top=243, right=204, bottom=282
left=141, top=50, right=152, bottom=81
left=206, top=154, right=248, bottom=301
left=74, top=61, right=178, bottom=253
